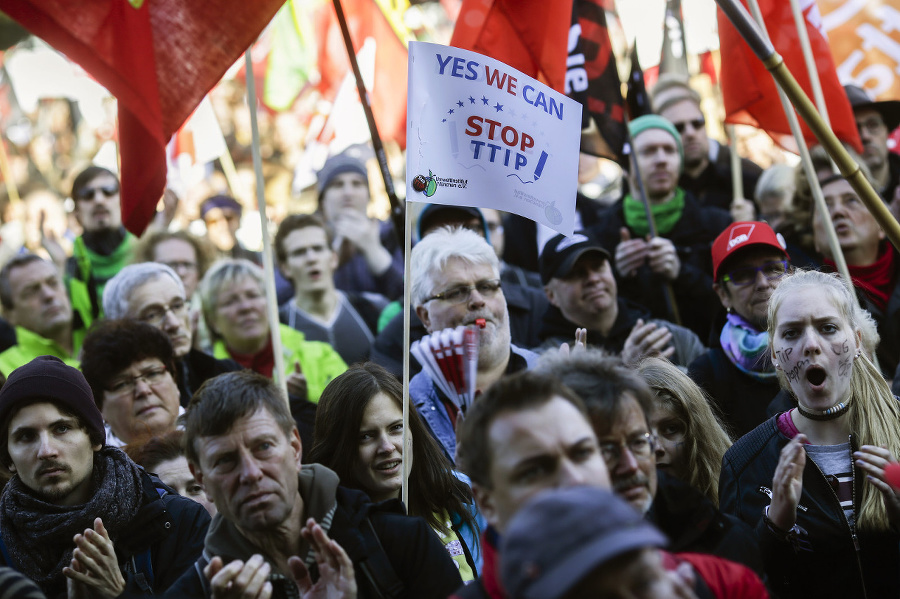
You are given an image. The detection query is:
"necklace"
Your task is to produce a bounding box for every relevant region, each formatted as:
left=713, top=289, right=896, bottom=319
left=796, top=399, right=851, bottom=421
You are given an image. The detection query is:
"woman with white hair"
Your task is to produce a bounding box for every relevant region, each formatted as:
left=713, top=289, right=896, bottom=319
left=198, top=258, right=347, bottom=402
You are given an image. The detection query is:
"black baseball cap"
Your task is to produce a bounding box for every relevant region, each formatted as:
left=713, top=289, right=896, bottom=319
left=539, top=231, right=611, bottom=285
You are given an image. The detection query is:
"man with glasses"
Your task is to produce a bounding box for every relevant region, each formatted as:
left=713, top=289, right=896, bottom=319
left=66, top=166, right=135, bottom=320
left=539, top=231, right=704, bottom=368
left=844, top=84, right=900, bottom=204
left=103, top=263, right=240, bottom=406
left=0, top=254, right=91, bottom=378
left=588, top=114, right=732, bottom=341
left=536, top=348, right=764, bottom=575
left=410, top=227, right=538, bottom=462
left=688, top=222, right=791, bottom=438
left=650, top=75, right=762, bottom=215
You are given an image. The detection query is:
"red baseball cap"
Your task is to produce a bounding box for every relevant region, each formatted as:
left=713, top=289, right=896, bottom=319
left=712, top=221, right=788, bottom=282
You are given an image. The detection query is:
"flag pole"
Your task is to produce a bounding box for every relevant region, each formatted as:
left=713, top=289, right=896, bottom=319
left=401, top=197, right=412, bottom=508
left=332, top=0, right=405, bottom=252
left=624, top=121, right=683, bottom=326
left=788, top=0, right=830, bottom=129
left=744, top=0, right=856, bottom=299
left=715, top=0, right=900, bottom=253
left=244, top=48, right=288, bottom=403
left=726, top=125, right=744, bottom=202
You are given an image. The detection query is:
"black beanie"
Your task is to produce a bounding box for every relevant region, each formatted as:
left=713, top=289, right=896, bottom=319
left=316, top=153, right=368, bottom=198
left=0, top=355, right=105, bottom=445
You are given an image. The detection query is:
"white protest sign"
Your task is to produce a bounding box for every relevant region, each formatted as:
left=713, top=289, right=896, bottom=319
left=406, top=41, right=582, bottom=236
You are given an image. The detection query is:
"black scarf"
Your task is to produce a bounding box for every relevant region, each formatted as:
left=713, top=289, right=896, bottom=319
left=0, top=447, right=144, bottom=595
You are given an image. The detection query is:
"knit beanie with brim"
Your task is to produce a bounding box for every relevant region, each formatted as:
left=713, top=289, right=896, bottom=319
left=316, top=154, right=369, bottom=200
left=628, top=114, right=684, bottom=166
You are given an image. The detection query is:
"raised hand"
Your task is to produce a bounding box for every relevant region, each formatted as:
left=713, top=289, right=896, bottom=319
left=621, top=319, right=674, bottom=367
left=63, top=518, right=126, bottom=598
left=854, top=444, right=900, bottom=530
left=646, top=237, right=681, bottom=281
left=769, top=434, right=808, bottom=532
left=291, top=519, right=357, bottom=599
left=615, top=228, right=649, bottom=278
left=287, top=360, right=308, bottom=401
left=204, top=554, right=272, bottom=599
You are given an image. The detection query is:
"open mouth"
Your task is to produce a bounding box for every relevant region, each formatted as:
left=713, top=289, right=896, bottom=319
left=806, top=366, right=827, bottom=386
left=375, top=459, right=401, bottom=472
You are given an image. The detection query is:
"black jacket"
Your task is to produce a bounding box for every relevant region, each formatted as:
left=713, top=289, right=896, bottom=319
left=165, top=485, right=462, bottom=598
left=679, top=143, right=763, bottom=212
left=371, top=280, right=547, bottom=378
left=648, top=471, right=764, bottom=577
left=178, top=349, right=241, bottom=407
left=539, top=297, right=705, bottom=368
left=588, top=190, right=731, bottom=341
left=688, top=342, right=781, bottom=440
left=719, top=416, right=900, bottom=598
left=0, top=471, right=210, bottom=599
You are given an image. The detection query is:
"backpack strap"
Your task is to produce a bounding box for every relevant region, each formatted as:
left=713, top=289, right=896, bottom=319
left=355, top=517, right=405, bottom=599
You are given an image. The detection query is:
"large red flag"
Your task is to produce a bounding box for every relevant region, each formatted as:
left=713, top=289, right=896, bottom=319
left=718, top=0, right=862, bottom=154
left=0, top=0, right=283, bottom=235
left=316, top=0, right=409, bottom=149
left=450, top=0, right=572, bottom=93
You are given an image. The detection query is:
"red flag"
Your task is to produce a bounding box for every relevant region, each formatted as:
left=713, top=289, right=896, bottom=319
left=450, top=0, right=573, bottom=93
left=0, top=0, right=283, bottom=235
left=316, top=0, right=409, bottom=149
left=718, top=0, right=862, bottom=154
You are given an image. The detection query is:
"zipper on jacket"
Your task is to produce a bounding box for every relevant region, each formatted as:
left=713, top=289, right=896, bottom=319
left=804, top=436, right=867, bottom=599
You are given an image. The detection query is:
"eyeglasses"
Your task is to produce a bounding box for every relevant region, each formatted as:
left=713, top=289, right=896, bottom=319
left=106, top=366, right=168, bottom=396
left=599, top=432, right=656, bottom=465
left=74, top=184, right=119, bottom=201
left=672, top=118, right=705, bottom=134
left=487, top=222, right=504, bottom=235
left=138, top=298, right=188, bottom=327
left=425, top=279, right=502, bottom=305
left=722, top=260, right=789, bottom=287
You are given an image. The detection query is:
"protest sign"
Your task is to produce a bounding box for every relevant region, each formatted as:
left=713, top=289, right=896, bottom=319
left=406, top=41, right=582, bottom=236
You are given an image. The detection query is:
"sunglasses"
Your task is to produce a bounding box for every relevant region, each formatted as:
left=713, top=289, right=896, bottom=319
left=74, top=184, right=119, bottom=201
left=673, top=118, right=705, bottom=134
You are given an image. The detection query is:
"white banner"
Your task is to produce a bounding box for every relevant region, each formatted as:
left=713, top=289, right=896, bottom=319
left=406, top=41, right=582, bottom=236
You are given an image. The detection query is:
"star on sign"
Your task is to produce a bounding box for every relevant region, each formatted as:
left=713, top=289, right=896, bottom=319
left=457, top=100, right=464, bottom=108
left=481, top=96, right=490, bottom=105
left=493, top=102, right=503, bottom=112
left=469, top=96, right=476, bottom=104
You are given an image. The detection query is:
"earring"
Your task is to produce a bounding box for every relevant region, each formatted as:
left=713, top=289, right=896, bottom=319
left=772, top=361, right=779, bottom=368
left=726, top=307, right=733, bottom=314
left=855, top=349, right=861, bottom=359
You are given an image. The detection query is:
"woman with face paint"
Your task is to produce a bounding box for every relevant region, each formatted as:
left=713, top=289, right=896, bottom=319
left=637, top=357, right=732, bottom=507
left=719, top=270, right=900, bottom=598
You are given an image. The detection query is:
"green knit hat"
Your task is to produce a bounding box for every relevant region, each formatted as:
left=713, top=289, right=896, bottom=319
left=628, top=114, right=684, bottom=167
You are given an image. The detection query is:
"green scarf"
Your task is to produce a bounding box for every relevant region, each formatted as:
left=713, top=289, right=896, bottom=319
left=623, top=187, right=685, bottom=237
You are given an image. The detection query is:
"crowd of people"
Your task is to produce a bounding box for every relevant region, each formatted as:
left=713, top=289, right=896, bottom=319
left=0, top=74, right=896, bottom=599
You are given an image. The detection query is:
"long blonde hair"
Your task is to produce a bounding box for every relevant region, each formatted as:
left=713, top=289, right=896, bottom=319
left=768, top=270, right=900, bottom=531
left=637, top=357, right=732, bottom=506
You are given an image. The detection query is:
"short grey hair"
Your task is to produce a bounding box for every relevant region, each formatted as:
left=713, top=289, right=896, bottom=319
left=198, top=258, right=265, bottom=336
left=103, top=263, right=185, bottom=319
left=410, top=226, right=500, bottom=307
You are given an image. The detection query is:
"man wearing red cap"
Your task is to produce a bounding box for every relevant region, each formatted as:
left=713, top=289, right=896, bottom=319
left=688, top=221, right=791, bottom=438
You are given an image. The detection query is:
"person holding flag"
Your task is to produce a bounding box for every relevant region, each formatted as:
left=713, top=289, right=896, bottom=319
left=588, top=114, right=731, bottom=341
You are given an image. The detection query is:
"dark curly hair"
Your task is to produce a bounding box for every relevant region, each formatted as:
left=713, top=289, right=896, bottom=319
left=80, top=319, right=178, bottom=409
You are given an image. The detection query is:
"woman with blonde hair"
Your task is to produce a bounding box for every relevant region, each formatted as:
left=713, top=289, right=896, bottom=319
left=720, top=269, right=900, bottom=597
left=637, top=356, right=732, bottom=506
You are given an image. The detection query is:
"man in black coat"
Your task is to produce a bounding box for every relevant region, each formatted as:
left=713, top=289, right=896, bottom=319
left=168, top=370, right=461, bottom=598
left=588, top=114, right=732, bottom=341
left=0, top=356, right=209, bottom=598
